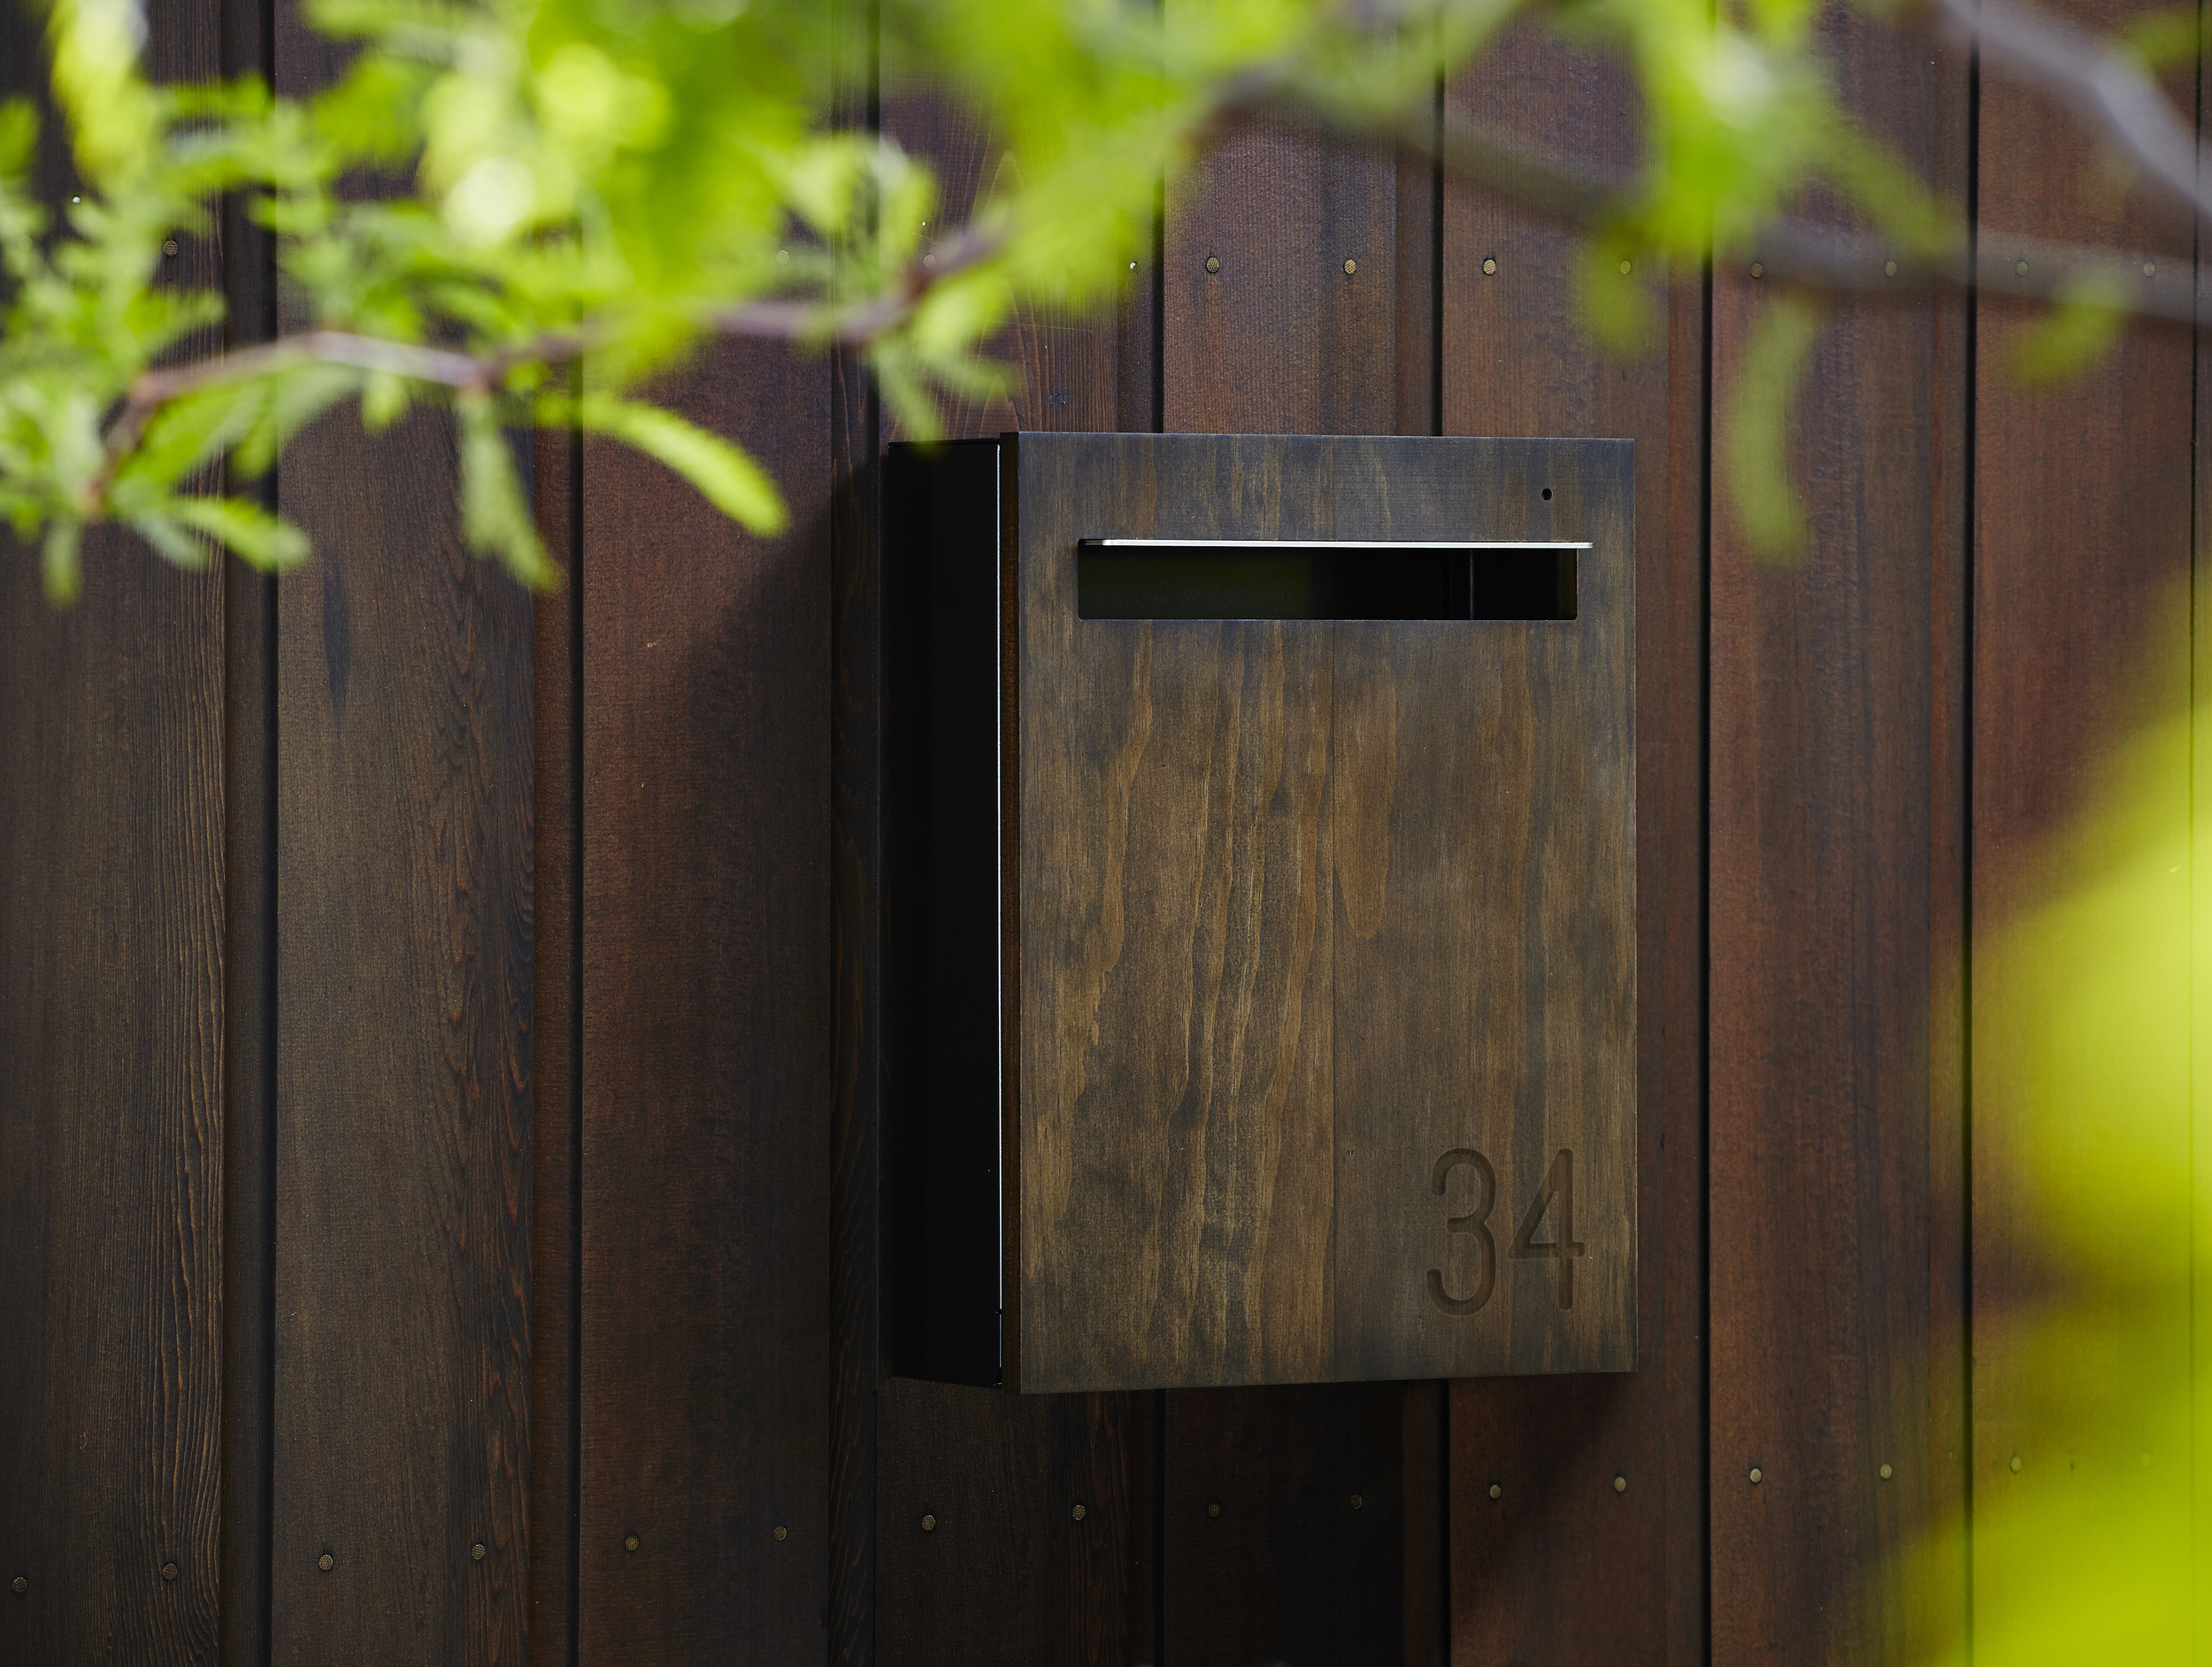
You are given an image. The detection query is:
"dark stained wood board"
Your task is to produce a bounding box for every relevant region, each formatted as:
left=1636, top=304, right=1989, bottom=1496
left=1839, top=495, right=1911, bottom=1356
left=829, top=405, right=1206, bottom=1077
left=867, top=83, right=1146, bottom=1667
left=573, top=336, right=833, bottom=1663
left=1705, top=10, right=1970, bottom=1662
left=1435, top=16, right=1705, bottom=1667
left=1156, top=87, right=1438, bottom=1666
left=0, top=515, right=230, bottom=1667
left=1967, top=0, right=2197, bottom=1647
left=268, top=393, right=534, bottom=1663
left=874, top=1383, right=1128, bottom=1666
left=528, top=413, right=583, bottom=1667
left=0, top=7, right=228, bottom=1663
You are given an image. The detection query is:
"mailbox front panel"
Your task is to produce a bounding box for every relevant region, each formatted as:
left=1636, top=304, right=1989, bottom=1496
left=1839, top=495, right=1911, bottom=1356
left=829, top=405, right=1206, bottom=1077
left=1006, top=434, right=1635, bottom=1392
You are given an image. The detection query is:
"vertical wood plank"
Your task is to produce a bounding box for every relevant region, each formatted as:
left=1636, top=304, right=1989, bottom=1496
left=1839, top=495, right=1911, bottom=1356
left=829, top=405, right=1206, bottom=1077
left=1968, top=0, right=2196, bottom=1653
left=0, top=7, right=228, bottom=1663
left=574, top=338, right=832, bottom=1663
left=1156, top=33, right=1422, bottom=1660
left=1437, top=18, right=1708, bottom=1667
left=1705, top=12, right=1969, bottom=1664
left=869, top=87, right=1141, bottom=1667
left=529, top=415, right=582, bottom=1667
left=270, top=396, right=534, bottom=1663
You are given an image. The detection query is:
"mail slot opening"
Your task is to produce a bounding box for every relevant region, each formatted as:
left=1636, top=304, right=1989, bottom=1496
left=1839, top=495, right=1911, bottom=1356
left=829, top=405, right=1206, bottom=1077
left=1075, top=539, right=1581, bottom=621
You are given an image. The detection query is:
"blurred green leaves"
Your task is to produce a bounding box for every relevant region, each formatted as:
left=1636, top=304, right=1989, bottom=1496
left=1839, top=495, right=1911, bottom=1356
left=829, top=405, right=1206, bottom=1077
left=0, top=0, right=2161, bottom=590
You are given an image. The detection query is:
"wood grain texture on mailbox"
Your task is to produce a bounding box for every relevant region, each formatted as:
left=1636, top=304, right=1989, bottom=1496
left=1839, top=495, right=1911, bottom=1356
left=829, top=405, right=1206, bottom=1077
left=887, top=432, right=1634, bottom=1393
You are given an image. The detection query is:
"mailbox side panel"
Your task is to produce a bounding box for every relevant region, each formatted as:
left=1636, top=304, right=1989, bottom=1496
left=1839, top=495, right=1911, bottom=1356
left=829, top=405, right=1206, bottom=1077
left=1012, top=434, right=1339, bottom=1394
left=1330, top=440, right=1638, bottom=1379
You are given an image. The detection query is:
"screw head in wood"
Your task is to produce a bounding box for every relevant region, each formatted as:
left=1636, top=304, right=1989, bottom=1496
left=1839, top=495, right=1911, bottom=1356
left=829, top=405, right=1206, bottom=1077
left=624, top=1533, right=641, bottom=1552
left=318, top=1553, right=334, bottom=1572
left=1617, top=258, right=1632, bottom=276
left=1482, top=256, right=1496, bottom=275
left=1749, top=262, right=1764, bottom=279
left=1879, top=1463, right=1893, bottom=1480
left=2009, top=1455, right=2023, bottom=1472
left=1207, top=1502, right=1222, bottom=1518
left=163, top=239, right=180, bottom=257
left=2143, top=261, right=2157, bottom=278
left=920, top=1514, right=936, bottom=1533
left=1342, top=258, right=1357, bottom=275
left=1885, top=260, right=1898, bottom=278
left=471, top=1543, right=487, bottom=1562
left=1748, top=1468, right=1763, bottom=1485
left=1348, top=1494, right=1363, bottom=1510
left=774, top=1525, right=788, bottom=1540
left=1071, top=1504, right=1087, bottom=1521
left=10, top=1577, right=23, bottom=1595
left=1487, top=1483, right=1502, bottom=1501
left=161, top=1562, right=178, bottom=1582
left=2014, top=258, right=2029, bottom=277
left=1204, top=256, right=1220, bottom=274
left=1612, top=1473, right=1627, bottom=1494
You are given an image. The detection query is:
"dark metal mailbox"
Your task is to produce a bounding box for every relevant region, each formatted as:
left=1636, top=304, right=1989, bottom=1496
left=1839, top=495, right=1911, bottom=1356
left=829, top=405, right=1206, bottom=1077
left=883, top=432, right=1635, bottom=1392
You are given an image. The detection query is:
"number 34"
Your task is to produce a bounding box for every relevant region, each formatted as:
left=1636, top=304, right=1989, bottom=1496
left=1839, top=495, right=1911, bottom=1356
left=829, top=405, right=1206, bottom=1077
left=1425, top=1148, right=1586, bottom=1315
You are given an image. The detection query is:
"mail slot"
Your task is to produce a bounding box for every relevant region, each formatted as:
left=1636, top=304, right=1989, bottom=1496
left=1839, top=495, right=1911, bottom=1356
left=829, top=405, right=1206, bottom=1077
left=882, top=433, right=1636, bottom=1392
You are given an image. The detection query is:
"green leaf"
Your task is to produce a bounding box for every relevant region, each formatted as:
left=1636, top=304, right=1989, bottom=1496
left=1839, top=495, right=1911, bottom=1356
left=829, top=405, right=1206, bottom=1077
left=551, top=392, right=786, bottom=535
left=128, top=511, right=212, bottom=569
left=171, top=493, right=311, bottom=570
left=42, top=519, right=81, bottom=605
left=457, top=392, right=558, bottom=588
left=361, top=368, right=411, bottom=431
left=2012, top=269, right=2130, bottom=385
left=1722, top=290, right=1824, bottom=560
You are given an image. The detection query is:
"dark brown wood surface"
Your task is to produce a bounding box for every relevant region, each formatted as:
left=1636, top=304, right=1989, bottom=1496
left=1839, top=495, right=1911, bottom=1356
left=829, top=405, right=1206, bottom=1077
left=1968, top=0, right=2197, bottom=1646
left=1155, top=107, right=1433, bottom=1667
left=0, top=7, right=229, bottom=1664
left=573, top=337, right=832, bottom=1663
left=528, top=415, right=582, bottom=1667
left=1433, top=16, right=1705, bottom=1667
left=269, top=390, right=535, bottom=1663
left=1002, top=433, right=1636, bottom=1394
left=875, top=1383, right=1128, bottom=1666
left=1706, top=12, right=1970, bottom=1663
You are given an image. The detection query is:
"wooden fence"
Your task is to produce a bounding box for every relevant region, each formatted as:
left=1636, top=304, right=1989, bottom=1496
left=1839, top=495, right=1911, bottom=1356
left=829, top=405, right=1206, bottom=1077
left=2, top=0, right=2202, bottom=1663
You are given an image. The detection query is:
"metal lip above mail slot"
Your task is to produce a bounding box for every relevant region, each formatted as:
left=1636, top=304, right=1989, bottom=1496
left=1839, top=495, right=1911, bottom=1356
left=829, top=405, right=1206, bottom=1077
left=882, top=431, right=1637, bottom=1394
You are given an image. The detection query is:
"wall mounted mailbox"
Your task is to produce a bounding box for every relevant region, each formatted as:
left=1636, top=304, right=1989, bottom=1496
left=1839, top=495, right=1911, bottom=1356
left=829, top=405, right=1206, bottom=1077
left=883, top=433, right=1635, bottom=1393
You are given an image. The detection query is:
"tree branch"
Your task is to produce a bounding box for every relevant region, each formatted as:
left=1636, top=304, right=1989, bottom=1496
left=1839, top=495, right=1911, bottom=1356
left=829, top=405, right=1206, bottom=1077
left=1932, top=0, right=2210, bottom=227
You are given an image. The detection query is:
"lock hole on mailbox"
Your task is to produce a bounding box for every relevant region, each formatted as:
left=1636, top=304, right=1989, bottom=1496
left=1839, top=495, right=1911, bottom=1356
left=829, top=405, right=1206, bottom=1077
left=1075, top=539, right=1579, bottom=622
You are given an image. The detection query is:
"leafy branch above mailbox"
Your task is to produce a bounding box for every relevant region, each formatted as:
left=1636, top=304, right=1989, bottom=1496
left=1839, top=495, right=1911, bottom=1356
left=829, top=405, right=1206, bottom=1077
left=884, top=433, right=1636, bottom=1393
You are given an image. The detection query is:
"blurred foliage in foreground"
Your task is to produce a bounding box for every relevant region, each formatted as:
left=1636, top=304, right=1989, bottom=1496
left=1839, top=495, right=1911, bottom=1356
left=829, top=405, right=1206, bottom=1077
left=1875, top=643, right=2208, bottom=1663
left=0, top=0, right=2148, bottom=596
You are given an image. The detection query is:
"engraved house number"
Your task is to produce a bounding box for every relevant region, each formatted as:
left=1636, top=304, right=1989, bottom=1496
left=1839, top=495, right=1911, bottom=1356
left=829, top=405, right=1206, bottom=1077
left=1426, top=1148, right=1586, bottom=1315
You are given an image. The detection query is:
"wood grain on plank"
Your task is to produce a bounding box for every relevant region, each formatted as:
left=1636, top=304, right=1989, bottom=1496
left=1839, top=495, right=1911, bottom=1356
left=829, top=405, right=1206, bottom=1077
left=1707, top=11, right=1971, bottom=1662
left=0, top=8, right=228, bottom=1663
left=575, top=336, right=831, bottom=1663
left=269, top=399, right=534, bottom=1666
left=1438, top=17, right=1705, bottom=1666
left=874, top=1383, right=1128, bottom=1667
left=1156, top=84, right=1428, bottom=1663
left=1969, top=0, right=2196, bottom=1651
left=528, top=416, right=581, bottom=1667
